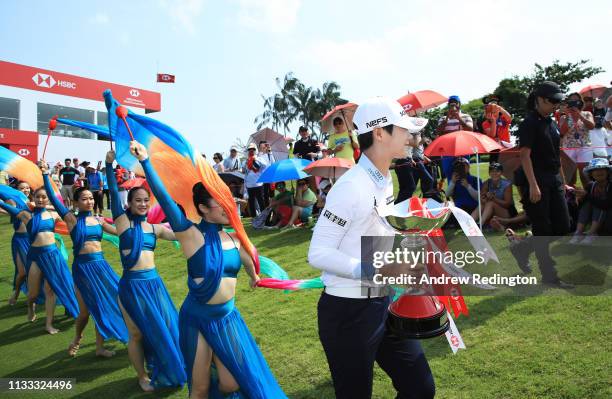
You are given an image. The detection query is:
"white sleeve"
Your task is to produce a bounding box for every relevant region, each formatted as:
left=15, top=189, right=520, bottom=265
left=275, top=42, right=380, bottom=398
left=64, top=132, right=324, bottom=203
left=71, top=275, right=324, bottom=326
left=308, top=180, right=361, bottom=279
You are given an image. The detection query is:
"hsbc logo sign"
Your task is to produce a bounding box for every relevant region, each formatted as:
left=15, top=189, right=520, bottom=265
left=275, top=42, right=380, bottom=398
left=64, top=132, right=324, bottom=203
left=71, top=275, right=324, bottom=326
left=129, top=89, right=140, bottom=97
left=32, top=72, right=76, bottom=90
left=32, top=73, right=56, bottom=88
left=18, top=148, right=30, bottom=156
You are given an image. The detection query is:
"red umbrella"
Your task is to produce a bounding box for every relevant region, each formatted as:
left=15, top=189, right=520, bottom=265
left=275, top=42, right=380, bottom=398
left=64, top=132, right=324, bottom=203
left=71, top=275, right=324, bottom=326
left=321, top=103, right=358, bottom=133
left=425, top=131, right=503, bottom=230
left=424, top=130, right=503, bottom=157
left=579, top=84, right=607, bottom=99
left=397, top=90, right=447, bottom=115
left=303, top=157, right=354, bottom=179
left=121, top=177, right=148, bottom=190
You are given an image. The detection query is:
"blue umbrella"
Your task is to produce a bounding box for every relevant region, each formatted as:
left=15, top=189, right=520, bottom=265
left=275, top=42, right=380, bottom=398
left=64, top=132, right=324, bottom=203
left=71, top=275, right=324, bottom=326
left=257, top=158, right=312, bottom=183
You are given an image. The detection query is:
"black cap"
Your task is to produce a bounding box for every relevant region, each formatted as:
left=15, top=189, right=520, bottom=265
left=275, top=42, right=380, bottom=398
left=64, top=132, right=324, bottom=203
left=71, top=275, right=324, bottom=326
left=482, top=93, right=502, bottom=104
left=489, top=162, right=503, bottom=171
left=453, top=157, right=470, bottom=165
left=533, top=81, right=564, bottom=101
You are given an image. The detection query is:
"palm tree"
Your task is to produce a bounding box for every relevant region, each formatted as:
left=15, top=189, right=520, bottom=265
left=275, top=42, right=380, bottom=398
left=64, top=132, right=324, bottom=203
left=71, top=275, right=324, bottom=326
left=255, top=73, right=347, bottom=141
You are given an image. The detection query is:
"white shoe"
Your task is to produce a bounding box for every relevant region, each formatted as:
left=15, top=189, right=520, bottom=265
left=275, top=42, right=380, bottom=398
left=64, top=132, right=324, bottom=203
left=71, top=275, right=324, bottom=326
left=568, top=233, right=583, bottom=245
left=579, top=234, right=597, bottom=246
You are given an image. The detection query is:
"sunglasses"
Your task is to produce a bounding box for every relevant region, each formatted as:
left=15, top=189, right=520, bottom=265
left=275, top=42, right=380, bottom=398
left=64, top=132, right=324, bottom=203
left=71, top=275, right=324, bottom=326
left=546, top=98, right=561, bottom=105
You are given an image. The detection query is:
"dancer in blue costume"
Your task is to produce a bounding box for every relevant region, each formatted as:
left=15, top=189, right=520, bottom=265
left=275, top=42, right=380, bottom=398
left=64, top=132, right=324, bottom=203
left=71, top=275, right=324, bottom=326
left=130, top=141, right=287, bottom=399
left=0, top=187, right=79, bottom=334
left=0, top=181, right=32, bottom=306
left=39, top=161, right=128, bottom=357
left=105, top=150, right=186, bottom=392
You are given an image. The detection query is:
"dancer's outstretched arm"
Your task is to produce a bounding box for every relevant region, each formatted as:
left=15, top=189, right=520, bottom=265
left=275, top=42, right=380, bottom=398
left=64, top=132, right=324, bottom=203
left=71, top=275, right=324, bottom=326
left=129, top=142, right=191, bottom=233
left=41, top=164, right=75, bottom=228
left=0, top=201, right=29, bottom=224
left=105, top=151, right=126, bottom=221
left=129, top=141, right=202, bottom=256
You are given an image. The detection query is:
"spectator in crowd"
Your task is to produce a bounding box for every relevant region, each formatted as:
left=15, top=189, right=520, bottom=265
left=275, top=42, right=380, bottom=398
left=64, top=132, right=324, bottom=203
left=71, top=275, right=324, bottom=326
left=73, top=157, right=85, bottom=176
left=223, top=147, right=243, bottom=172
left=114, top=164, right=129, bottom=209
left=582, top=96, right=594, bottom=114
left=0, top=170, right=9, bottom=185
left=471, top=163, right=516, bottom=226
left=86, top=165, right=104, bottom=217
left=512, top=81, right=572, bottom=288
left=436, top=95, right=474, bottom=178
left=293, top=126, right=321, bottom=160
left=258, top=141, right=275, bottom=207
left=481, top=94, right=512, bottom=163
left=212, top=152, right=225, bottom=173
left=100, top=166, right=110, bottom=211
left=605, top=96, right=612, bottom=129
left=316, top=179, right=331, bottom=210
left=569, top=158, right=612, bottom=244
left=59, top=158, right=80, bottom=208
left=244, top=143, right=265, bottom=217
left=589, top=98, right=610, bottom=159
left=392, top=150, right=417, bottom=204
left=267, top=181, right=294, bottom=228
left=411, top=136, right=438, bottom=200
left=559, top=92, right=595, bottom=187
left=282, top=178, right=317, bottom=228
left=445, top=157, right=482, bottom=214
left=606, top=96, right=612, bottom=159
left=51, top=163, right=61, bottom=186
left=328, top=117, right=359, bottom=162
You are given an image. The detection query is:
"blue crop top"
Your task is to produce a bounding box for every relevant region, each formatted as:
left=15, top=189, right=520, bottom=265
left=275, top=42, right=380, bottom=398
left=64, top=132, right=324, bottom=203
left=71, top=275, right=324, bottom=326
left=119, top=225, right=157, bottom=252
left=84, top=223, right=103, bottom=242
left=29, top=217, right=55, bottom=233
left=187, top=234, right=242, bottom=279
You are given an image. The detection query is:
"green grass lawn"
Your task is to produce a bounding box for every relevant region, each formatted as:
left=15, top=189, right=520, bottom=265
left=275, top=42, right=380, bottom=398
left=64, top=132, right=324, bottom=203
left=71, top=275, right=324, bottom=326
left=0, top=166, right=610, bottom=398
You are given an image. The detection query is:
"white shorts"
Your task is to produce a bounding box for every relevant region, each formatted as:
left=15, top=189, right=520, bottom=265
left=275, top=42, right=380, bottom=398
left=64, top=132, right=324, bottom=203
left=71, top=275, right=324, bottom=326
left=60, top=185, right=73, bottom=201
left=564, top=147, right=592, bottom=164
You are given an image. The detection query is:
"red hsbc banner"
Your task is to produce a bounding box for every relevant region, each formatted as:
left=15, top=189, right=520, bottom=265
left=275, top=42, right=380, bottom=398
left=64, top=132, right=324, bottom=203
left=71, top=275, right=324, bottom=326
left=0, top=60, right=161, bottom=112
left=157, top=73, right=175, bottom=83
left=0, top=128, right=39, bottom=162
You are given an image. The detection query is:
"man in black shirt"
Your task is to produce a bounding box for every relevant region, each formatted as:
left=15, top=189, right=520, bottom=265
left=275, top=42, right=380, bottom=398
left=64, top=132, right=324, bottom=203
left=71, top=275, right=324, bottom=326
left=59, top=158, right=79, bottom=208
left=514, top=81, right=573, bottom=288
left=293, top=126, right=320, bottom=161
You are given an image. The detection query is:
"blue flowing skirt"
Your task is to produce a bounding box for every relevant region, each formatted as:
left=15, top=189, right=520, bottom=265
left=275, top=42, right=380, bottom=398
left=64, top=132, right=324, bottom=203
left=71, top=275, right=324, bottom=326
left=27, top=244, right=79, bottom=317
left=179, top=294, right=287, bottom=399
left=73, top=252, right=128, bottom=343
left=118, top=268, right=186, bottom=388
left=11, top=232, right=29, bottom=294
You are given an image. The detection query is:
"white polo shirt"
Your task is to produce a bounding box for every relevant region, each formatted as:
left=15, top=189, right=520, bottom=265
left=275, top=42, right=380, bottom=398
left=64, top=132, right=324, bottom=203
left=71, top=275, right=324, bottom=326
left=308, top=154, right=395, bottom=297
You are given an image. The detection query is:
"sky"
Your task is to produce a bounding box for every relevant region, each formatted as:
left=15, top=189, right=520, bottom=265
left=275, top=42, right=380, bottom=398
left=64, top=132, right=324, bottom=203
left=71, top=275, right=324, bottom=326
left=1, top=0, right=610, bottom=156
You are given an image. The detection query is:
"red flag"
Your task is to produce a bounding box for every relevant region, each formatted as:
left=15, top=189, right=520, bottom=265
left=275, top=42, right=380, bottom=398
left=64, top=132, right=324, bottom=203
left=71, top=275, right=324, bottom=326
left=157, top=73, right=175, bottom=83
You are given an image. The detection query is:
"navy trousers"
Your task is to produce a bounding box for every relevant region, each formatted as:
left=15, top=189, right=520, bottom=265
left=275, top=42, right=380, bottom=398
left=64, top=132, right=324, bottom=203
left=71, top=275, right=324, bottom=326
left=318, top=292, right=435, bottom=399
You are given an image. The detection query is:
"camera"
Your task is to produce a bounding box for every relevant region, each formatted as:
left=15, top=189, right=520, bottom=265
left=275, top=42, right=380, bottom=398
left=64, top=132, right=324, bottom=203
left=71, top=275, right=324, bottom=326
left=453, top=162, right=467, bottom=179
left=566, top=100, right=583, bottom=109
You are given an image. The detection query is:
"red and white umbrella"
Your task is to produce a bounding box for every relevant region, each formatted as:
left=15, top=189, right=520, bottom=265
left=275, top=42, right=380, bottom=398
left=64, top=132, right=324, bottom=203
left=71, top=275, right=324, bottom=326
left=248, top=128, right=289, bottom=161
left=397, top=90, right=447, bottom=115
left=424, top=130, right=502, bottom=157
left=320, top=103, right=358, bottom=133
left=579, top=84, right=607, bottom=99
left=303, top=157, right=354, bottom=179
left=424, top=131, right=503, bottom=230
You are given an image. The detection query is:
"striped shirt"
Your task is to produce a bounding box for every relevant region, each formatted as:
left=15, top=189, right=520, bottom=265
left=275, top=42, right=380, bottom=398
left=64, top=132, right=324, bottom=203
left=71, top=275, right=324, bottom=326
left=438, top=112, right=473, bottom=133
